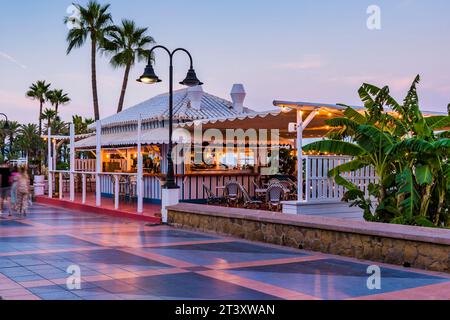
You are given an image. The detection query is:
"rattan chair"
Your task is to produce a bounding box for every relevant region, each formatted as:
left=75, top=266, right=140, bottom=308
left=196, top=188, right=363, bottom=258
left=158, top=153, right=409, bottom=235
left=266, top=183, right=285, bottom=212
left=224, top=180, right=241, bottom=207
left=203, top=183, right=223, bottom=205
left=240, top=185, right=262, bottom=209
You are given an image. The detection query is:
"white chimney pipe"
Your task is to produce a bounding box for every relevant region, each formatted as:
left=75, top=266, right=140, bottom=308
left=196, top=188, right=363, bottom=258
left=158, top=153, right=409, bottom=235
left=187, top=85, right=204, bottom=110
left=230, top=84, right=246, bottom=113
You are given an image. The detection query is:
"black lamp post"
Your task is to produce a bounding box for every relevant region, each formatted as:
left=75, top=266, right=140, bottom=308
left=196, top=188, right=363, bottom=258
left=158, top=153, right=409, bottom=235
left=0, top=113, right=9, bottom=130
left=137, top=46, right=203, bottom=189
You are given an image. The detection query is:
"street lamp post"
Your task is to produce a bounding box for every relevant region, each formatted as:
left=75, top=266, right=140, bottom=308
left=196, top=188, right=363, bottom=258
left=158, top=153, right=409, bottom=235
left=137, top=46, right=203, bottom=189
left=0, top=113, right=10, bottom=130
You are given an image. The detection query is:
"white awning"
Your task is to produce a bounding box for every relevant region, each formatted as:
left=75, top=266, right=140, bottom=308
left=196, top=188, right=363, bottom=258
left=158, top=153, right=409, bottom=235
left=75, top=127, right=171, bottom=149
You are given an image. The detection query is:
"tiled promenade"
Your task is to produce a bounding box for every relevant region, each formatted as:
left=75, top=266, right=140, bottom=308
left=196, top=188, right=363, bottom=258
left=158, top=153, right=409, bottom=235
left=0, top=204, right=449, bottom=300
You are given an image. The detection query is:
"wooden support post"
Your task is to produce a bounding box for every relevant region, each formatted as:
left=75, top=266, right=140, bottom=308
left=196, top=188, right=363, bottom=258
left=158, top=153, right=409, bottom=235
left=137, top=115, right=143, bottom=214
left=82, top=174, right=86, bottom=204
left=47, top=127, right=53, bottom=198
left=95, top=121, right=102, bottom=207
left=297, top=110, right=303, bottom=202
left=114, top=175, right=119, bottom=210
left=69, top=123, right=75, bottom=202
left=59, top=173, right=63, bottom=200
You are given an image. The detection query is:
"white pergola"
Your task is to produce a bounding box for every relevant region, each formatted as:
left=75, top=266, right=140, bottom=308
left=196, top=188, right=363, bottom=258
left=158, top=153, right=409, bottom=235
left=45, top=117, right=146, bottom=214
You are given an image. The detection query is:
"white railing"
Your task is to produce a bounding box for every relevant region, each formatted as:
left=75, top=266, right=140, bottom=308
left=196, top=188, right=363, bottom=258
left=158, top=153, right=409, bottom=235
left=48, top=170, right=140, bottom=212
left=75, top=159, right=96, bottom=172
left=304, top=156, right=378, bottom=202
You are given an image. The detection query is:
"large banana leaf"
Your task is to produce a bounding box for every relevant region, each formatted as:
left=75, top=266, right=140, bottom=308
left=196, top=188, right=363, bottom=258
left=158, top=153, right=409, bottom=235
left=403, top=75, right=420, bottom=113
left=303, top=140, right=365, bottom=156
left=341, top=105, right=366, bottom=124
left=384, top=114, right=408, bottom=136
left=388, top=138, right=434, bottom=156
left=354, top=125, right=394, bottom=154
left=360, top=82, right=403, bottom=113
left=437, top=130, right=450, bottom=139
left=432, top=138, right=450, bottom=153
left=357, top=125, right=394, bottom=146
left=328, top=159, right=368, bottom=178
left=396, top=167, right=419, bottom=220
left=425, top=116, right=450, bottom=130
left=415, top=165, right=433, bottom=185
left=358, top=84, right=376, bottom=110
left=325, top=117, right=359, bottom=130
left=334, top=175, right=359, bottom=191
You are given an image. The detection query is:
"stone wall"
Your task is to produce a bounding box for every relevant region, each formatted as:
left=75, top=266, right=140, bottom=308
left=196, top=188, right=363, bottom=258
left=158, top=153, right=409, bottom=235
left=167, top=204, right=450, bottom=273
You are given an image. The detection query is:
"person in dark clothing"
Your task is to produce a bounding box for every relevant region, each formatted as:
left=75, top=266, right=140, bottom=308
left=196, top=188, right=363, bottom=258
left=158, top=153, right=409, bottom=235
left=0, top=165, right=12, bottom=214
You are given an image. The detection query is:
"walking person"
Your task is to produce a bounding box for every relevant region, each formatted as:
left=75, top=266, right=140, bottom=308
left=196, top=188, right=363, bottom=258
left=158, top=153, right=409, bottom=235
left=9, top=169, right=19, bottom=216
left=16, top=167, right=30, bottom=216
left=0, top=164, right=12, bottom=217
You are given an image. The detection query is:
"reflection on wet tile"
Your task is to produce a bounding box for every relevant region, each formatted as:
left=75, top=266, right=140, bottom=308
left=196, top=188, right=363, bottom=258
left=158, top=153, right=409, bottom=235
left=0, top=204, right=448, bottom=300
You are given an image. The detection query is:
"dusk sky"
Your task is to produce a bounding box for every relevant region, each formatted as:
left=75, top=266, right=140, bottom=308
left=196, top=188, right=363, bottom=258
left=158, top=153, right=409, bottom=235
left=1, top=0, right=449, bottom=123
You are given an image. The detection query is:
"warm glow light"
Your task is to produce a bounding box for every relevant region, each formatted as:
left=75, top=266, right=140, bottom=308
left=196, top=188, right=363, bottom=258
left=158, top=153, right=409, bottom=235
left=280, top=106, right=290, bottom=113
left=139, top=77, right=157, bottom=84
left=328, top=112, right=332, bottom=117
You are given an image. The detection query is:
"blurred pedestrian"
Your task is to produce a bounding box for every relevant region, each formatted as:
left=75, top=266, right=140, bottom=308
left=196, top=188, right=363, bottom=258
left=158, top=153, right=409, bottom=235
left=0, top=164, right=12, bottom=216
left=16, top=167, right=30, bottom=216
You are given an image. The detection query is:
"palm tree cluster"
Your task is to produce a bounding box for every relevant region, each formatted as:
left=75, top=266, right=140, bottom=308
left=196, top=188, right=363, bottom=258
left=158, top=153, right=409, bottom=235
left=304, top=75, right=450, bottom=227
left=0, top=116, right=94, bottom=171
left=64, top=1, right=155, bottom=119
left=26, top=80, right=70, bottom=135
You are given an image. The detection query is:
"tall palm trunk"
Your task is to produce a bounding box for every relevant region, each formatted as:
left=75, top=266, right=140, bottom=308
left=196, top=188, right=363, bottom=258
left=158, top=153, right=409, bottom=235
left=91, top=36, right=100, bottom=121
left=55, top=102, right=59, bottom=115
left=117, top=63, right=131, bottom=113
left=9, top=133, right=13, bottom=157
left=39, top=100, right=43, bottom=135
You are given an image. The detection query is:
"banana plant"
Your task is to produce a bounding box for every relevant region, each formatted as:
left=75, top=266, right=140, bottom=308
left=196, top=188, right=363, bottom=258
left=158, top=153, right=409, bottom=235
left=304, top=75, right=450, bottom=227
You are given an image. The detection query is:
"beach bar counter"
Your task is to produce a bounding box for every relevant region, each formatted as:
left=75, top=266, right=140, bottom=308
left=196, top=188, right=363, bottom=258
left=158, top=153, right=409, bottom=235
left=71, top=85, right=268, bottom=204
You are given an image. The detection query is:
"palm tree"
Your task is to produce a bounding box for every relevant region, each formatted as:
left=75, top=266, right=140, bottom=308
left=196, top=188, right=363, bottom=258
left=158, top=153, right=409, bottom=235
left=64, top=0, right=113, bottom=120
left=6, top=121, right=20, bottom=160
left=41, top=108, right=58, bottom=131
left=17, top=124, right=41, bottom=160
left=104, top=19, right=155, bottom=113
left=0, top=120, right=7, bottom=160
left=47, top=89, right=71, bottom=115
left=26, top=80, right=51, bottom=135
left=72, top=115, right=95, bottom=134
